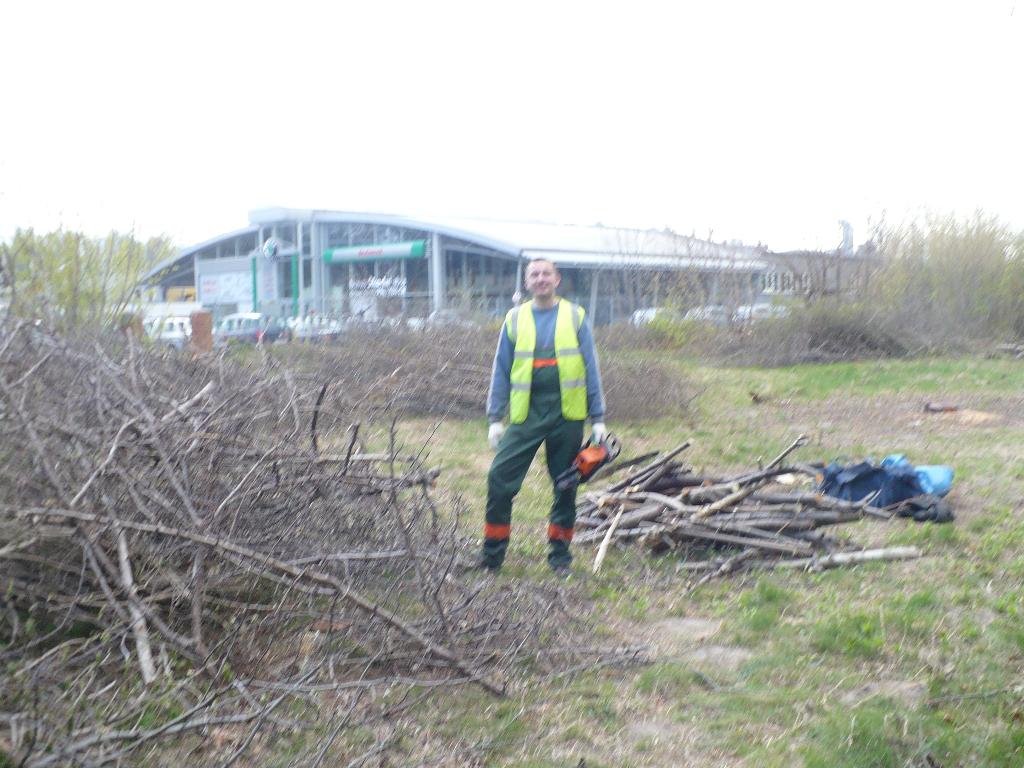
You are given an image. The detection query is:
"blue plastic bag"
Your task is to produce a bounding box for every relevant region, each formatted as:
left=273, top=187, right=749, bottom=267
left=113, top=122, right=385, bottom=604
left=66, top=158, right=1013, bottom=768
left=882, top=455, right=954, bottom=497
left=915, top=465, right=955, bottom=497
left=819, top=460, right=924, bottom=507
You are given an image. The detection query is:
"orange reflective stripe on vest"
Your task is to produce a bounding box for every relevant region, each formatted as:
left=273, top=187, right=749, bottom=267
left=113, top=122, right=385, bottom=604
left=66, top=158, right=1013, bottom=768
left=532, top=358, right=558, bottom=368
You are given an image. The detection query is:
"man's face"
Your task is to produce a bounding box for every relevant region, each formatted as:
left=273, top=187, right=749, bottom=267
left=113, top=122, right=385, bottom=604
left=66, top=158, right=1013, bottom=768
left=525, top=260, right=560, bottom=300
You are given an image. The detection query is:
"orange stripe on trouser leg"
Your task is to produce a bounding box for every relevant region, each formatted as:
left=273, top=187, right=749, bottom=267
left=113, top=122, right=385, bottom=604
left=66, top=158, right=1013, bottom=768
left=484, top=523, right=511, bottom=540
left=547, top=523, right=574, bottom=542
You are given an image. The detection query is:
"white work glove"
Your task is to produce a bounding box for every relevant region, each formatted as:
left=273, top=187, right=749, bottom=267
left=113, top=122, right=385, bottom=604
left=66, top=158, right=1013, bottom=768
left=488, top=422, right=505, bottom=450
left=591, top=422, right=607, bottom=443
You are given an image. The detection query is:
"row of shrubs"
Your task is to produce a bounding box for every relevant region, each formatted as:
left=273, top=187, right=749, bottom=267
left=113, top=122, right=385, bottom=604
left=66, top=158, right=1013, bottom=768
left=600, top=213, right=1024, bottom=366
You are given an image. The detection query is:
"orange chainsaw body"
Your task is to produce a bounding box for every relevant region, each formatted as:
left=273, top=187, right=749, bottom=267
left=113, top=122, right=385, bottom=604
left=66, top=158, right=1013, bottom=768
left=555, top=434, right=622, bottom=491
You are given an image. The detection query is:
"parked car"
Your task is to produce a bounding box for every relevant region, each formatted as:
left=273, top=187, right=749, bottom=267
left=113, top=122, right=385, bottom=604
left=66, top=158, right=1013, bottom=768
left=732, top=302, right=789, bottom=324
left=682, top=305, right=730, bottom=327
left=631, top=307, right=669, bottom=326
left=426, top=308, right=476, bottom=328
left=214, top=313, right=290, bottom=346
left=407, top=309, right=476, bottom=330
left=287, top=315, right=343, bottom=342
left=146, top=316, right=191, bottom=350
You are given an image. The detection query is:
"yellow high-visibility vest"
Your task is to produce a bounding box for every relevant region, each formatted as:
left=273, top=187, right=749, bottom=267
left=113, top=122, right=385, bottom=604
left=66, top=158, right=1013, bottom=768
left=505, top=298, right=587, bottom=424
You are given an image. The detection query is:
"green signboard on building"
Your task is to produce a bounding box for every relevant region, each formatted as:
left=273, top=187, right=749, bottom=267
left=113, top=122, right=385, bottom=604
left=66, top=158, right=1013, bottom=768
left=323, top=240, right=426, bottom=264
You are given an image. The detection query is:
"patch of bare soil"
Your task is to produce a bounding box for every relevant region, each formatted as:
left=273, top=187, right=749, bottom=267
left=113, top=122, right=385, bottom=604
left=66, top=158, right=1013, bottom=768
left=731, top=391, right=1024, bottom=525
left=535, top=693, right=745, bottom=768
left=646, top=616, right=754, bottom=675
left=683, top=645, right=755, bottom=673
left=627, top=718, right=687, bottom=742
left=839, top=679, right=928, bottom=708
left=650, top=617, right=723, bottom=647
left=576, top=617, right=751, bottom=765
left=783, top=392, right=1021, bottom=442
left=748, top=393, right=1015, bottom=448
left=619, top=719, right=745, bottom=767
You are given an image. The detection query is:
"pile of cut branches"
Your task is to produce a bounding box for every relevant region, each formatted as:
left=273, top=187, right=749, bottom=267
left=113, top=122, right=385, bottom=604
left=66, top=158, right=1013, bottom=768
left=995, top=341, right=1024, bottom=359
left=578, top=438, right=920, bottom=584
left=0, top=323, right=631, bottom=767
left=276, top=326, right=495, bottom=418
left=273, top=325, right=696, bottom=421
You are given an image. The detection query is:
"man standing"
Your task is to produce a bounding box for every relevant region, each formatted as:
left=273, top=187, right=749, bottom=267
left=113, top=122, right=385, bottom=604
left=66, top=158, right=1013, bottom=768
left=480, top=258, right=606, bottom=576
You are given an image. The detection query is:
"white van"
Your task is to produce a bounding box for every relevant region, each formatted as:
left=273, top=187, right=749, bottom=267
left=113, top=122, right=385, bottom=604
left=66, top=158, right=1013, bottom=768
left=146, top=316, right=191, bottom=350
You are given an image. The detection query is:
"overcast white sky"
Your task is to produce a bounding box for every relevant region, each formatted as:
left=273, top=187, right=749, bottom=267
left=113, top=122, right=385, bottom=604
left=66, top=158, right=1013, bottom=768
left=0, top=0, right=1020, bottom=251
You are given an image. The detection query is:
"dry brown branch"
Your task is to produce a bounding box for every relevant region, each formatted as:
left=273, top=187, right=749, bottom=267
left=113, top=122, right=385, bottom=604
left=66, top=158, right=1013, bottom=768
left=574, top=437, right=919, bottom=589
left=0, top=324, right=633, bottom=766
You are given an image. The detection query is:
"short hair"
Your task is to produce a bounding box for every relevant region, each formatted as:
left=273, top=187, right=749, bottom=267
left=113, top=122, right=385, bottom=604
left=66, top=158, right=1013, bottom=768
left=526, top=257, right=559, bottom=274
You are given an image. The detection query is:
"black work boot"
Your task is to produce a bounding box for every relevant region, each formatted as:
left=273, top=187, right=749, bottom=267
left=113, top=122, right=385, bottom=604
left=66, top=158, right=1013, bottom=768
left=460, top=551, right=501, bottom=575
left=550, top=562, right=572, bottom=580
left=479, top=536, right=508, bottom=571
left=548, top=539, right=572, bottom=571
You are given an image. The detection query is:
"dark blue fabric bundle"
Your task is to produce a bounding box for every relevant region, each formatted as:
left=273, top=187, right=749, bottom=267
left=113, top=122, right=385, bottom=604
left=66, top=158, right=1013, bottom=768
left=817, top=460, right=926, bottom=508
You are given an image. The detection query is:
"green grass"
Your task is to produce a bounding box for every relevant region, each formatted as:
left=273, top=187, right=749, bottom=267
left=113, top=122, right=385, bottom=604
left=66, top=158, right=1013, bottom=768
left=802, top=702, right=932, bottom=768
left=811, top=610, right=885, bottom=658
left=724, top=356, right=1024, bottom=402
left=634, top=662, right=706, bottom=699
left=324, top=355, right=1024, bottom=765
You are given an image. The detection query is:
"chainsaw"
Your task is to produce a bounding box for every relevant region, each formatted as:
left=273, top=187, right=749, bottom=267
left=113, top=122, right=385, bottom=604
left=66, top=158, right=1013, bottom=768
left=555, top=433, right=622, bottom=491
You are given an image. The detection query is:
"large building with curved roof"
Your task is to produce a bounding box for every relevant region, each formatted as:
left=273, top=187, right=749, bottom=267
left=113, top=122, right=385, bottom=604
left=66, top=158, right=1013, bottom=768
left=144, top=208, right=804, bottom=324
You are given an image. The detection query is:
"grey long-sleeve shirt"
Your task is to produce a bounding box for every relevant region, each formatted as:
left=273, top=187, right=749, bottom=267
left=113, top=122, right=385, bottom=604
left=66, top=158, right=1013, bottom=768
left=486, top=302, right=605, bottom=423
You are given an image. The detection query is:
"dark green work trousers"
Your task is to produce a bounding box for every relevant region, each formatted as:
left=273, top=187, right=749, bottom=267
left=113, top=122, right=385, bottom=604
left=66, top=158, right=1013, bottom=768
left=483, top=361, right=585, bottom=569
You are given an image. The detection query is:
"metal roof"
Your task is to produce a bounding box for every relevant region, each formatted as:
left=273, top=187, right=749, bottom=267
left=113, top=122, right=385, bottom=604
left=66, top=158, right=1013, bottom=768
left=142, top=209, right=769, bottom=285
left=520, top=248, right=765, bottom=271
left=249, top=208, right=767, bottom=268
left=425, top=216, right=761, bottom=262
left=249, top=208, right=525, bottom=257
left=142, top=225, right=259, bottom=283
